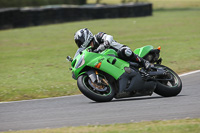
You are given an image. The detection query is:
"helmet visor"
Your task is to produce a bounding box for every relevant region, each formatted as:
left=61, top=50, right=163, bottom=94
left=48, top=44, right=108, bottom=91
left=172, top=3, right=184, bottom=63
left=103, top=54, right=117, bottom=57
left=75, top=39, right=82, bottom=48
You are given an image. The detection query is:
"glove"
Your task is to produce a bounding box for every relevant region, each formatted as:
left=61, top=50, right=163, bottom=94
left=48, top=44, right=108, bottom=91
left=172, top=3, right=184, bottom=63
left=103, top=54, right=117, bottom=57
left=96, top=44, right=106, bottom=52
left=104, top=40, right=110, bottom=48
left=96, top=41, right=110, bottom=52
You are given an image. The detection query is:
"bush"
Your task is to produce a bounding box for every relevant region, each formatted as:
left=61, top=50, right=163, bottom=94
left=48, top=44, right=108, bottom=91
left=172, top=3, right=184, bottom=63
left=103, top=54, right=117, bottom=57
left=0, top=0, right=86, bottom=8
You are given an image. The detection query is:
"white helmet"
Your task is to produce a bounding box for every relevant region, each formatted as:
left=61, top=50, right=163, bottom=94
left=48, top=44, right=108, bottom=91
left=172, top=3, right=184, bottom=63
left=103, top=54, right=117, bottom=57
left=74, top=28, right=94, bottom=48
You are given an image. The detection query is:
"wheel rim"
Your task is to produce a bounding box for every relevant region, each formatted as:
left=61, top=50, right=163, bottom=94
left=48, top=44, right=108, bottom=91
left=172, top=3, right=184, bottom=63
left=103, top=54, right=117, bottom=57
left=157, top=69, right=179, bottom=87
left=154, top=66, right=179, bottom=87
left=83, top=76, right=112, bottom=96
left=162, top=70, right=179, bottom=87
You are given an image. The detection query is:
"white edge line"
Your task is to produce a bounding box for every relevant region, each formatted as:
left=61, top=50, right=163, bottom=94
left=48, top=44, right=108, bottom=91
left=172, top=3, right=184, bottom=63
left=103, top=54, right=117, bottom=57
left=179, top=70, right=200, bottom=77
left=1, top=70, right=200, bottom=104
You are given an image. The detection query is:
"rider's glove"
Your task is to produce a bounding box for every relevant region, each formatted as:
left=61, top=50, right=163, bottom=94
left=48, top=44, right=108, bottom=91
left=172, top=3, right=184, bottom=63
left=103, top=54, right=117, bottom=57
left=97, top=44, right=106, bottom=52
left=104, top=40, right=110, bottom=48
left=96, top=41, right=110, bottom=52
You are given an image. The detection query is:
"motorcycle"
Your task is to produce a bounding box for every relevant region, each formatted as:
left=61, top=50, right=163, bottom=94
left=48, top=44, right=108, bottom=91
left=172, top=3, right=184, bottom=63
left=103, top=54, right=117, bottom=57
left=67, top=45, right=182, bottom=102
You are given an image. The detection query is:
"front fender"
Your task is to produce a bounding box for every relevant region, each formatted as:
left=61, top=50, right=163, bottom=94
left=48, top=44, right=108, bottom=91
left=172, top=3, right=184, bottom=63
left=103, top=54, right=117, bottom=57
left=77, top=69, right=97, bottom=83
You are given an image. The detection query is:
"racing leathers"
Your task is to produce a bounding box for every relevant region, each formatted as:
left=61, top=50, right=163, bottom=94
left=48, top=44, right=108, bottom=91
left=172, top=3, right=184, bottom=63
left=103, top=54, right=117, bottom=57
left=92, top=32, right=150, bottom=70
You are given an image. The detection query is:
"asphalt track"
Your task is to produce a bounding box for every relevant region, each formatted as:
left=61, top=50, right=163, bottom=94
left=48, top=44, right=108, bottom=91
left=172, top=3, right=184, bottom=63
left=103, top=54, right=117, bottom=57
left=0, top=71, right=200, bottom=132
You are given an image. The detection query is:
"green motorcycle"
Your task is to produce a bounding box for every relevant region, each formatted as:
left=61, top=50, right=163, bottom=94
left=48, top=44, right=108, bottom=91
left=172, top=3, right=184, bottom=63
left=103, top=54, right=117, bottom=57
left=67, top=45, right=182, bottom=102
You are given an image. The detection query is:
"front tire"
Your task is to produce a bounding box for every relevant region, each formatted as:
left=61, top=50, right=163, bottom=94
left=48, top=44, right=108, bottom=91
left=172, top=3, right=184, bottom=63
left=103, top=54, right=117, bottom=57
left=77, top=74, right=115, bottom=102
left=154, top=65, right=182, bottom=97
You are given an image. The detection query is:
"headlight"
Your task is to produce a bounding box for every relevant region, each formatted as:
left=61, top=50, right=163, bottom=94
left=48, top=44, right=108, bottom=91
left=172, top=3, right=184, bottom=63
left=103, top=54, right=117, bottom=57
left=75, top=55, right=85, bottom=68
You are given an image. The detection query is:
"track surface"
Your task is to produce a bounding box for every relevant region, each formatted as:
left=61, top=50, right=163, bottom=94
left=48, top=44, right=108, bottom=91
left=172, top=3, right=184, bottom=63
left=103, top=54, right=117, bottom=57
left=0, top=71, right=200, bottom=132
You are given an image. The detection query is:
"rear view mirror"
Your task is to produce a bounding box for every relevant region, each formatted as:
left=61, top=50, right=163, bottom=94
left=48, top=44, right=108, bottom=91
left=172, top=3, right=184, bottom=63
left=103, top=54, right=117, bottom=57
left=66, top=56, right=73, bottom=62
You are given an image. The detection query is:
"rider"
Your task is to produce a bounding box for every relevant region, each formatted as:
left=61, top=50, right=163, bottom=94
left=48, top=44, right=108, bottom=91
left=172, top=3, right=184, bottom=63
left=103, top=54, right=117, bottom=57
left=74, top=28, right=150, bottom=70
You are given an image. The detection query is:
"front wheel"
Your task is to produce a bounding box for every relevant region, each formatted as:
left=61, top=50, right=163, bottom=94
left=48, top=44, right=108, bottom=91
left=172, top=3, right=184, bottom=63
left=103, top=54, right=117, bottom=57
left=77, top=74, right=115, bottom=102
left=154, top=65, right=182, bottom=97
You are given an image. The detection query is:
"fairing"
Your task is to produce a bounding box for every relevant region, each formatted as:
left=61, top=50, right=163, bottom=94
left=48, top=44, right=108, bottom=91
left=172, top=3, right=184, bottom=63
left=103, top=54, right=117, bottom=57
left=134, top=45, right=154, bottom=57
left=71, top=48, right=129, bottom=80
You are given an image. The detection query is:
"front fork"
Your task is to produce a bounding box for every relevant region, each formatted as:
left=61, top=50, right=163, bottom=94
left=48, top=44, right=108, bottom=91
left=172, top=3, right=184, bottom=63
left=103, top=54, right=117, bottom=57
left=95, top=71, right=101, bottom=84
left=86, top=69, right=109, bottom=86
left=95, top=70, right=109, bottom=86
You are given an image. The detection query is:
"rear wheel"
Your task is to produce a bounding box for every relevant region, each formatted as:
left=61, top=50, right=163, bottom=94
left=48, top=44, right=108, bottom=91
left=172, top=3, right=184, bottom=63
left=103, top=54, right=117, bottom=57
left=154, top=65, right=182, bottom=97
left=77, top=74, right=115, bottom=102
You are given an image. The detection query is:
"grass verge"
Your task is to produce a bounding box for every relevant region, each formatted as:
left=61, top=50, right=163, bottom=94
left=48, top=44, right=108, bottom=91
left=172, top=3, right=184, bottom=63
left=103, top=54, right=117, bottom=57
left=2, top=118, right=200, bottom=133
left=0, top=8, right=200, bottom=102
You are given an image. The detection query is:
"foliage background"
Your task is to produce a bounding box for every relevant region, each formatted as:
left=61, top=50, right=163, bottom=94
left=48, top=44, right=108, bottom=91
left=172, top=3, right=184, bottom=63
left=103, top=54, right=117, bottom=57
left=0, top=0, right=86, bottom=8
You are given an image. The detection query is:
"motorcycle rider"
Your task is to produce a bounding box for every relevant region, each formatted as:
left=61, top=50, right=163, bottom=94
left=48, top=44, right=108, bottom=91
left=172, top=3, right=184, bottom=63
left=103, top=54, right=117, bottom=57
left=74, top=28, right=150, bottom=70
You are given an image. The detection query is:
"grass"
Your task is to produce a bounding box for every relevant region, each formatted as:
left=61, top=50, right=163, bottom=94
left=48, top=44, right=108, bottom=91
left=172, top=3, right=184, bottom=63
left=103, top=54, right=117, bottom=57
left=0, top=8, right=200, bottom=102
left=2, top=118, right=200, bottom=133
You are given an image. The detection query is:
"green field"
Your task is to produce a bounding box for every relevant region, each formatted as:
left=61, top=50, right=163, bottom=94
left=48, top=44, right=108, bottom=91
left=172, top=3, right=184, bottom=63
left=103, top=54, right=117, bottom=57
left=1, top=1, right=200, bottom=133
left=2, top=118, right=200, bottom=133
left=0, top=8, right=200, bottom=102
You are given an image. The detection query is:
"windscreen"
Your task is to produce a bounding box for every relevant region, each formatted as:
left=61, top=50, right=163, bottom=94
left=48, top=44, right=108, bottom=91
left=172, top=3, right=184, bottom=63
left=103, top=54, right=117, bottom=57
left=73, top=47, right=85, bottom=59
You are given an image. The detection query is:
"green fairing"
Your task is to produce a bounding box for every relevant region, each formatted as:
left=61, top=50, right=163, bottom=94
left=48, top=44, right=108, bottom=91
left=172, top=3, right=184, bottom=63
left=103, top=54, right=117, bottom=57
left=71, top=45, right=154, bottom=80
left=134, top=45, right=154, bottom=57
left=71, top=48, right=129, bottom=80
left=100, top=49, right=118, bottom=57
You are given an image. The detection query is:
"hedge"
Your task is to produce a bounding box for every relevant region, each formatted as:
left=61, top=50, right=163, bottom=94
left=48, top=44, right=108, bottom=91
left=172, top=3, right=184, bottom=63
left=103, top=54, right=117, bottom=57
left=0, top=0, right=86, bottom=8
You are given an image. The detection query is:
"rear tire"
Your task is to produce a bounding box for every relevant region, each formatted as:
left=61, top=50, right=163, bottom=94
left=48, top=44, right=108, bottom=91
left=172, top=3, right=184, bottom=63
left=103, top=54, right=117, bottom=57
left=154, top=65, right=182, bottom=97
left=77, top=74, right=115, bottom=102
